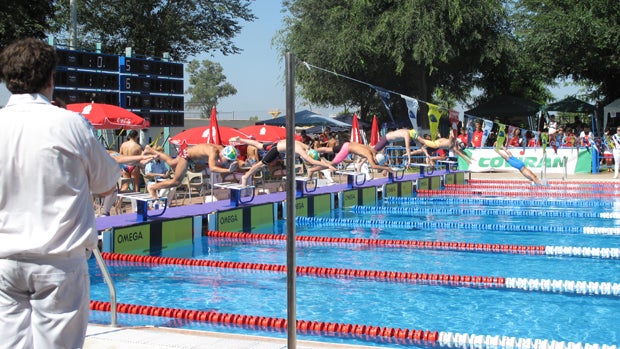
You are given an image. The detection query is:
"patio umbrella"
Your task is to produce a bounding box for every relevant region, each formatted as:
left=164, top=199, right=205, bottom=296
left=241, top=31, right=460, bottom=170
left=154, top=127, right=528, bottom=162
left=67, top=102, right=150, bottom=129
left=239, top=125, right=287, bottom=142
left=350, top=113, right=362, bottom=143
left=369, top=115, right=380, bottom=147
left=170, top=126, right=248, bottom=146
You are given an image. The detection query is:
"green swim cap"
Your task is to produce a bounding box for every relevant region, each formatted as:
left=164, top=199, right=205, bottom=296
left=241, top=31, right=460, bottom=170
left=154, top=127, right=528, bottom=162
left=409, top=129, right=418, bottom=139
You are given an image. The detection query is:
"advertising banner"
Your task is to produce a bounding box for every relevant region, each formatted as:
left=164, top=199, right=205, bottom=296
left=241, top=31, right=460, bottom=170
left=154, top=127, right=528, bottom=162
left=459, top=148, right=591, bottom=174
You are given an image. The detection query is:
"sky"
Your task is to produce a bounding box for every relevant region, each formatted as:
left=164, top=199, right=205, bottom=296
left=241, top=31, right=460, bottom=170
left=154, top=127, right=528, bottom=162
left=1, top=0, right=581, bottom=120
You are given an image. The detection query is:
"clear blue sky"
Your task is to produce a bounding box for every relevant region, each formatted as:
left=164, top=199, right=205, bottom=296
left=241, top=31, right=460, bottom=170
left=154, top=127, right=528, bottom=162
left=1, top=0, right=581, bottom=119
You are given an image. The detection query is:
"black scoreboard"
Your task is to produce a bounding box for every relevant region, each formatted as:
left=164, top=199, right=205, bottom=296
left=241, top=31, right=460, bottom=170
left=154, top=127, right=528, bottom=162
left=54, top=48, right=184, bottom=127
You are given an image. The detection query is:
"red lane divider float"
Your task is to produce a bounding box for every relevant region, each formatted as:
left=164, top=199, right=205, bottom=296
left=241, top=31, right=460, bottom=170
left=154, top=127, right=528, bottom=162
left=205, top=230, right=546, bottom=256
left=447, top=183, right=620, bottom=192
left=100, top=252, right=506, bottom=288
left=90, top=300, right=439, bottom=344
left=468, top=179, right=620, bottom=187
left=416, top=190, right=617, bottom=198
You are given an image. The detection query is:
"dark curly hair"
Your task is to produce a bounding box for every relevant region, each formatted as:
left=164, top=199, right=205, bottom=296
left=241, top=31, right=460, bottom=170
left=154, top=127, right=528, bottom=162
left=0, top=38, right=58, bottom=94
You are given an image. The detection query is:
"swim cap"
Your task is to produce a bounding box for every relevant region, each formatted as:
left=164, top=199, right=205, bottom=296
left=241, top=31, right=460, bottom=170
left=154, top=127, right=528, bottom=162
left=221, top=145, right=238, bottom=161
left=409, top=129, right=418, bottom=139
left=307, top=149, right=320, bottom=160
left=375, top=153, right=386, bottom=165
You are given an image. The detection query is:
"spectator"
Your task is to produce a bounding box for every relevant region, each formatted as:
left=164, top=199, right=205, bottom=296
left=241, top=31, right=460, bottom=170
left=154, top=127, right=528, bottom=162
left=0, top=38, right=120, bottom=348
left=471, top=121, right=484, bottom=147
left=144, top=145, right=173, bottom=203
left=508, top=128, right=523, bottom=147
left=612, top=126, right=620, bottom=179
left=119, top=130, right=144, bottom=191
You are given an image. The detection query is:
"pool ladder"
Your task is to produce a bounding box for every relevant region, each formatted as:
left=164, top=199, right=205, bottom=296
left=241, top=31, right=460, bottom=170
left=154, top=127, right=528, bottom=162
left=93, top=246, right=117, bottom=326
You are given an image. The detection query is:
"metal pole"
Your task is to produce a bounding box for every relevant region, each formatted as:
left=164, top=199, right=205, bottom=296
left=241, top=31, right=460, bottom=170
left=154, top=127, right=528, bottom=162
left=285, top=52, right=297, bottom=348
left=69, top=0, right=77, bottom=49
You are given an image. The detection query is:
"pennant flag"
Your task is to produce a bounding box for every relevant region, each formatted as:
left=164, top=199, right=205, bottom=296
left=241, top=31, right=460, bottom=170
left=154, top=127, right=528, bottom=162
left=465, top=116, right=476, bottom=147
left=427, top=103, right=442, bottom=140
left=449, top=109, right=460, bottom=138
left=495, top=123, right=507, bottom=151
left=370, top=115, right=380, bottom=147
left=540, top=132, right=549, bottom=154
left=480, top=118, right=494, bottom=146
left=372, top=85, right=395, bottom=122
left=401, top=95, right=419, bottom=130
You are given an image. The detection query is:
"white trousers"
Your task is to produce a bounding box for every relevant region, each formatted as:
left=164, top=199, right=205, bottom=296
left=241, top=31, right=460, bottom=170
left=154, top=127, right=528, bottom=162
left=613, top=148, right=620, bottom=178
left=0, top=254, right=90, bottom=349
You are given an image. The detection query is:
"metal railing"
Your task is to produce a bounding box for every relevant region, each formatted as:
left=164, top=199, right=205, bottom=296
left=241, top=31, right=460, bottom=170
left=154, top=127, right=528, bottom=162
left=92, top=245, right=117, bottom=326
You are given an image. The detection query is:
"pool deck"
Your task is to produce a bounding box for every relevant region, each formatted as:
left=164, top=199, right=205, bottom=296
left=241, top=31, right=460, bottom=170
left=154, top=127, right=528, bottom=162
left=86, top=170, right=618, bottom=348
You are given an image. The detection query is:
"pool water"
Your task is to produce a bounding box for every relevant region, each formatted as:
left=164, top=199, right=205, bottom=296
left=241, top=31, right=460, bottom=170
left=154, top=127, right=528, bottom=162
left=89, top=194, right=620, bottom=348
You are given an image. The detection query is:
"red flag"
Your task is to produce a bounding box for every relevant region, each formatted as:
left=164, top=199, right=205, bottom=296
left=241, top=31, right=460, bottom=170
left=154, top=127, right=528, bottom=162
left=370, top=115, right=379, bottom=146
left=350, top=113, right=362, bottom=143
left=207, top=106, right=222, bottom=145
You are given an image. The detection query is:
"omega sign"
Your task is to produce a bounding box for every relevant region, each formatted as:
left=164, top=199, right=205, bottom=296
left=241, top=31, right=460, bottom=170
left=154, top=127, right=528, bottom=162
left=117, top=230, right=144, bottom=243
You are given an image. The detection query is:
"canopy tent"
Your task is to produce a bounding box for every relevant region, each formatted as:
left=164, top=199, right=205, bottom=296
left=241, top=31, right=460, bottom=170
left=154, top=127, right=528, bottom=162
left=334, top=113, right=370, bottom=128
left=545, top=97, right=595, bottom=114
left=464, top=95, right=542, bottom=127
left=257, top=109, right=350, bottom=129
left=603, top=98, right=620, bottom=132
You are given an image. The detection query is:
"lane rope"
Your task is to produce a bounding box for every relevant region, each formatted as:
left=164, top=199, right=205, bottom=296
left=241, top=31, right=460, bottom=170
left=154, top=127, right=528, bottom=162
left=206, top=230, right=620, bottom=260
left=384, top=196, right=617, bottom=208
left=295, top=216, right=620, bottom=236
left=416, top=189, right=619, bottom=198
left=351, top=205, right=620, bottom=219
left=99, top=252, right=620, bottom=297
left=89, top=300, right=617, bottom=349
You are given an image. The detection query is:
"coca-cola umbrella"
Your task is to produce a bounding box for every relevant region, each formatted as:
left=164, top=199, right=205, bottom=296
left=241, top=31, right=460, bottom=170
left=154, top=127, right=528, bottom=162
left=66, top=102, right=150, bottom=129
left=238, top=125, right=287, bottom=142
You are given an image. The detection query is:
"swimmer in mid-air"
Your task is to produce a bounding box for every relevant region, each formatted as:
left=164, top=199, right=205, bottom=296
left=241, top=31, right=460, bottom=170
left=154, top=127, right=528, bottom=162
left=495, top=146, right=542, bottom=185
left=409, top=129, right=473, bottom=164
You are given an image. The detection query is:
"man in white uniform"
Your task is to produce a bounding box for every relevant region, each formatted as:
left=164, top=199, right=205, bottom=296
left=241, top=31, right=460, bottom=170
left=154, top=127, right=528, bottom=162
left=0, top=38, right=120, bottom=349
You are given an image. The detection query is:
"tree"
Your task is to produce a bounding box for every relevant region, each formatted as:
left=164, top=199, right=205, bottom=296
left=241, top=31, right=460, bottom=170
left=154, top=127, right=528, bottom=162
left=185, top=59, right=237, bottom=118
left=0, top=1, right=55, bottom=49
left=278, top=0, right=513, bottom=125
left=514, top=0, right=620, bottom=106
left=51, top=0, right=255, bottom=61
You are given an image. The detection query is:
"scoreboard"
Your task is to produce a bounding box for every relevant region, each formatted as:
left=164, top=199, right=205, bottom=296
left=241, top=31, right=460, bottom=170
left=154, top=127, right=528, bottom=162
left=54, top=48, right=184, bottom=127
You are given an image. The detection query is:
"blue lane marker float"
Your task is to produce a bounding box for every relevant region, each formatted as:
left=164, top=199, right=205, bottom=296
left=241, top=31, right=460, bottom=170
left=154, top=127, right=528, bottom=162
left=350, top=205, right=620, bottom=219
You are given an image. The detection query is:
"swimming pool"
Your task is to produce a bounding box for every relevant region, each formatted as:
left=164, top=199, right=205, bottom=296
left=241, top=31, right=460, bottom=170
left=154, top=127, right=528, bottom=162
left=89, top=180, right=619, bottom=348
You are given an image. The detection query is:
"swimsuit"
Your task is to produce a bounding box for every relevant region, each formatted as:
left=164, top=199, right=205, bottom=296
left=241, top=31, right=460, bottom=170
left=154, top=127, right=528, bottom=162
left=121, top=165, right=136, bottom=173
left=507, top=156, right=525, bottom=171
left=261, top=144, right=279, bottom=165
left=373, top=136, right=388, bottom=151
left=331, top=142, right=350, bottom=165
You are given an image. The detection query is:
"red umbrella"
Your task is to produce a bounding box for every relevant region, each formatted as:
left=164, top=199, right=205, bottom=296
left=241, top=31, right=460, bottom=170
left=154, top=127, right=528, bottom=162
left=206, top=106, right=223, bottom=145
left=370, top=115, right=380, bottom=146
left=66, top=102, right=150, bottom=129
left=170, top=126, right=248, bottom=146
left=350, top=113, right=362, bottom=143
left=239, top=125, right=287, bottom=142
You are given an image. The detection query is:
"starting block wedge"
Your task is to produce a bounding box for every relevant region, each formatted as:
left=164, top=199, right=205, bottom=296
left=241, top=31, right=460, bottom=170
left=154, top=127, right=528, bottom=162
left=214, top=182, right=255, bottom=207
left=388, top=167, right=405, bottom=182
left=437, top=160, right=458, bottom=172
left=283, top=176, right=318, bottom=197
left=336, top=170, right=366, bottom=188
left=117, top=192, right=168, bottom=222
left=408, top=163, right=433, bottom=176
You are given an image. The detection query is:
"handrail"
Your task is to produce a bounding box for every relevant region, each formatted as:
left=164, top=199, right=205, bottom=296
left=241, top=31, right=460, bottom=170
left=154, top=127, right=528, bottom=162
left=92, top=245, right=117, bottom=326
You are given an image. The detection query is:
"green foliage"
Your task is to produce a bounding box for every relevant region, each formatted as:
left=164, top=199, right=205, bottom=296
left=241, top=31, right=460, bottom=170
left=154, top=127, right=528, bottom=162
left=0, top=1, right=55, bottom=49
left=514, top=0, right=620, bottom=104
left=185, top=59, right=237, bottom=118
left=278, top=0, right=513, bottom=123
left=50, top=0, right=255, bottom=61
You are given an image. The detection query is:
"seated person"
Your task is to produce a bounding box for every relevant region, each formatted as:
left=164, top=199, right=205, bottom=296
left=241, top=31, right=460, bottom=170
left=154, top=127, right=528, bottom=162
left=143, top=145, right=174, bottom=205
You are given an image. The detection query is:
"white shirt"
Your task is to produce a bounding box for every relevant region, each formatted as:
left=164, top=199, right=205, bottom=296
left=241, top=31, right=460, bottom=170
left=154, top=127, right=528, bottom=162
left=0, top=93, right=120, bottom=257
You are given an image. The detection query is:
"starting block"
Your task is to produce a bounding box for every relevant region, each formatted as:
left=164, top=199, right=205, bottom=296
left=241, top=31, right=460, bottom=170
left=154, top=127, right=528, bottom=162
left=283, top=176, right=318, bottom=197
left=409, top=163, right=433, bottom=177
left=437, top=160, right=458, bottom=172
left=214, top=182, right=255, bottom=207
left=388, top=167, right=405, bottom=182
left=117, top=192, right=168, bottom=222
left=336, top=170, right=366, bottom=188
